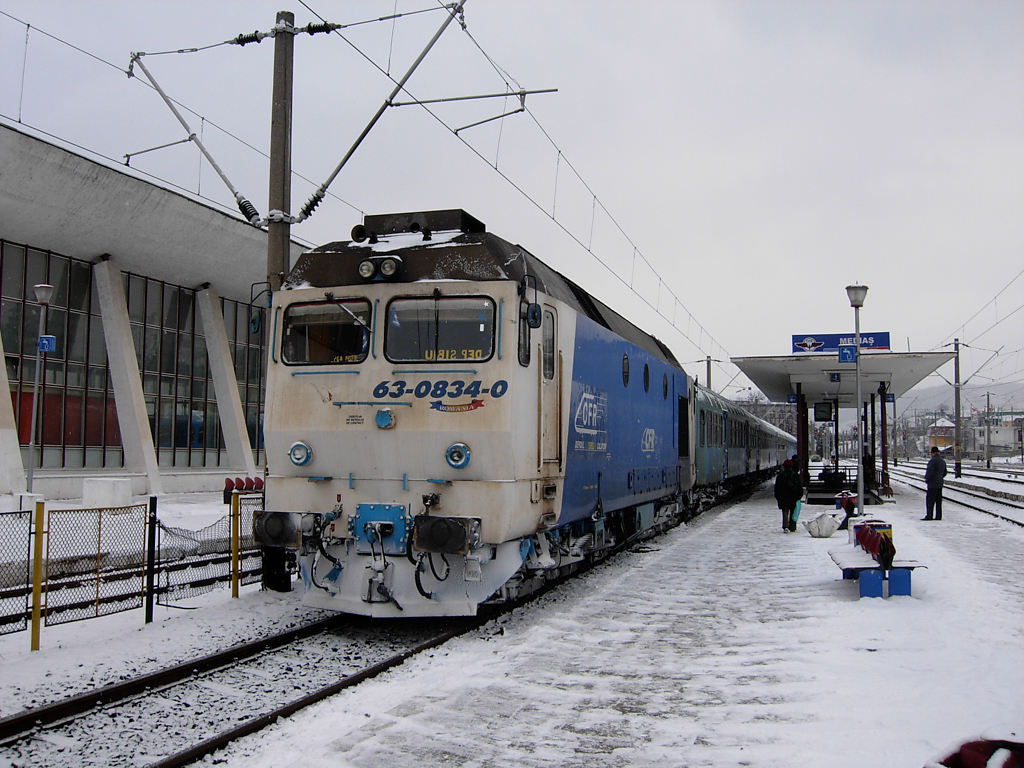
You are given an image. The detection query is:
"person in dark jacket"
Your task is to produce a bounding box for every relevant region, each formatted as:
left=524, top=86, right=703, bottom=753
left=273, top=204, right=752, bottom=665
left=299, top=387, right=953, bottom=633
left=774, top=459, right=803, bottom=532
left=923, top=445, right=948, bottom=520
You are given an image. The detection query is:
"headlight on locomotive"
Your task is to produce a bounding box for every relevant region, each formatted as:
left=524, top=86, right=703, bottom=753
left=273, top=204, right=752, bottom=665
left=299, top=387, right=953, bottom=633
left=378, top=256, right=400, bottom=277
left=287, top=440, right=313, bottom=466
left=357, top=255, right=403, bottom=281
left=413, top=515, right=482, bottom=555
left=445, top=442, right=471, bottom=469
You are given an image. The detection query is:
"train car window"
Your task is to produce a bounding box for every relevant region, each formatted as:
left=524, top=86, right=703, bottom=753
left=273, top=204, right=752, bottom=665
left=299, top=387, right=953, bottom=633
left=643, top=363, right=650, bottom=393
left=518, top=300, right=531, bottom=367
left=542, top=310, right=555, bottom=380
left=700, top=410, right=706, bottom=447
left=622, top=354, right=629, bottom=387
left=385, top=296, right=495, bottom=363
left=281, top=299, right=371, bottom=365
left=663, top=373, right=668, bottom=399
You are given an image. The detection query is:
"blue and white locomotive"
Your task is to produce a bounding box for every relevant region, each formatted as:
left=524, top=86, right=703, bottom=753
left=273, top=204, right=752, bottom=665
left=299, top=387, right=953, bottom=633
left=255, top=209, right=794, bottom=617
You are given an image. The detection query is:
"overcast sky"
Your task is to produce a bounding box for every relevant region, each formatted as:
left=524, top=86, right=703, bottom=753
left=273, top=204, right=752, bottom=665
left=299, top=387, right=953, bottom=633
left=1, top=1, right=1021, bottom=407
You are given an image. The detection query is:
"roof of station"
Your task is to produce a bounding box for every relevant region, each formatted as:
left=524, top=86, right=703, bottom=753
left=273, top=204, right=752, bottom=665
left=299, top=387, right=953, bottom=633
left=0, top=121, right=306, bottom=303
left=730, top=351, right=955, bottom=405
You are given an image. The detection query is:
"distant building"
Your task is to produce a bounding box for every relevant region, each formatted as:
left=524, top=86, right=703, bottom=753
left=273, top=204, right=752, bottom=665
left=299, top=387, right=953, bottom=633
left=927, top=417, right=954, bottom=451
left=973, top=411, right=1024, bottom=454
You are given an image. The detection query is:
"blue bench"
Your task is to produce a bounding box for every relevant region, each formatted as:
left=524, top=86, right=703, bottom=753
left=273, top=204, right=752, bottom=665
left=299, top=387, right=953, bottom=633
left=827, top=520, right=926, bottom=598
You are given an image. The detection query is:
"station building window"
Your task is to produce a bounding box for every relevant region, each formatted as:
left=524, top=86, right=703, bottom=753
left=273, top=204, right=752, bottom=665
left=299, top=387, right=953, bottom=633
left=1, top=240, right=266, bottom=471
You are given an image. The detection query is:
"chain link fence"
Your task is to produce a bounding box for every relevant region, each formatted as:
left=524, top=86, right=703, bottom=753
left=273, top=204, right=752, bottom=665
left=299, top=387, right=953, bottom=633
left=0, top=493, right=266, bottom=637
left=45, top=504, right=149, bottom=626
left=156, top=494, right=263, bottom=605
left=0, top=510, right=33, bottom=636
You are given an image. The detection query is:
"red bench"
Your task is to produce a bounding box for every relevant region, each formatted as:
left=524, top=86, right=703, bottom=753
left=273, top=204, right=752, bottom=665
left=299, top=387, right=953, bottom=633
left=855, top=521, right=896, bottom=570
left=828, top=519, right=927, bottom=598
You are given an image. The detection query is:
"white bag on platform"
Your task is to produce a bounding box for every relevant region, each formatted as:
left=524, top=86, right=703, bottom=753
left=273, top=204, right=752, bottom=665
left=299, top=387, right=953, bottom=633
left=803, top=512, right=841, bottom=538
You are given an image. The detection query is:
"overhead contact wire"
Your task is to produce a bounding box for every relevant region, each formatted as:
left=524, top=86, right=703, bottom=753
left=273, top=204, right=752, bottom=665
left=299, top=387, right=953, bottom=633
left=457, top=11, right=733, bottom=364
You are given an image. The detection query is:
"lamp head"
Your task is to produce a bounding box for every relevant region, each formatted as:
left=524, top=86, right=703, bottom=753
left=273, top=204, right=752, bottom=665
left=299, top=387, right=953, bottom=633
left=845, top=284, right=868, bottom=308
left=33, top=284, right=54, bottom=305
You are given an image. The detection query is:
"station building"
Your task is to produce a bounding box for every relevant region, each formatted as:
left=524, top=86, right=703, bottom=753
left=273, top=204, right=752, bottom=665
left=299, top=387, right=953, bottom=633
left=0, top=122, right=303, bottom=499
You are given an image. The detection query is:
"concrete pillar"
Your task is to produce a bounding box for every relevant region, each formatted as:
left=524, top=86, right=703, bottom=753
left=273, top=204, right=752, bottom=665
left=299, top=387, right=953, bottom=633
left=93, top=257, right=162, bottom=494
left=0, top=330, right=28, bottom=493
left=196, top=289, right=258, bottom=476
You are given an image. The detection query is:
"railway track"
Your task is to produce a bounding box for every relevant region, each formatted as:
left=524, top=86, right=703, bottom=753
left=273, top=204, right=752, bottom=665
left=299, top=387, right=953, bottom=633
left=0, top=482, right=757, bottom=767
left=0, top=613, right=479, bottom=767
left=888, top=467, right=1024, bottom=527
left=899, top=459, right=1024, bottom=485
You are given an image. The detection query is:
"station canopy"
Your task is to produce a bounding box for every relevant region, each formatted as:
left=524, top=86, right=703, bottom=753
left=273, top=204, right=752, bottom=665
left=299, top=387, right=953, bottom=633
left=730, top=351, right=955, bottom=407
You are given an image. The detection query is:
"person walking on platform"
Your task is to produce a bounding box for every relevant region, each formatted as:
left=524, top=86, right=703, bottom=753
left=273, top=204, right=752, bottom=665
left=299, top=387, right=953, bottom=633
left=923, top=445, right=947, bottom=520
left=774, top=459, right=803, bottom=533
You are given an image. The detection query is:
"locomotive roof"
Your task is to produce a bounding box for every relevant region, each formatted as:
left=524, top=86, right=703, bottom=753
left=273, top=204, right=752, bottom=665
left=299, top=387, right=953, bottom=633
left=284, top=209, right=680, bottom=367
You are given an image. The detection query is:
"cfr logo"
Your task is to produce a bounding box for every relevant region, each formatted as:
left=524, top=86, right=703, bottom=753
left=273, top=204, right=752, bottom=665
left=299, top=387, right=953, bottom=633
left=641, top=428, right=657, bottom=454
left=574, top=391, right=607, bottom=436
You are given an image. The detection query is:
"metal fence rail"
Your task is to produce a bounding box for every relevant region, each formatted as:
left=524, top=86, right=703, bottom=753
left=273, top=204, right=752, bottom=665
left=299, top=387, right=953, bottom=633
left=238, top=494, right=263, bottom=588
left=0, top=510, right=32, bottom=636
left=157, top=494, right=262, bottom=603
left=45, top=504, right=149, bottom=626
left=0, top=494, right=266, bottom=640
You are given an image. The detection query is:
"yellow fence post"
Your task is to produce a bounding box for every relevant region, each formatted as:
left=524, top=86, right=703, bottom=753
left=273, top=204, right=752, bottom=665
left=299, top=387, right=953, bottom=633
left=231, top=491, right=239, bottom=598
left=30, top=500, right=45, bottom=651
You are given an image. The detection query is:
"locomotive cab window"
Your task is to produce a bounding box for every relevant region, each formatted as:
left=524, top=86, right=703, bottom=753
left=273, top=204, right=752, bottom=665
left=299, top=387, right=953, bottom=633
left=542, top=309, right=555, bottom=380
left=518, top=300, right=532, bottom=367
left=385, top=295, right=495, bottom=362
left=282, top=299, right=371, bottom=365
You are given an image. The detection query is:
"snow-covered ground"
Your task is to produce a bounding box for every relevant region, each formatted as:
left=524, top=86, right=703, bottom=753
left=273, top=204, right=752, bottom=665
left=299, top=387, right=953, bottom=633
left=2, top=483, right=1022, bottom=767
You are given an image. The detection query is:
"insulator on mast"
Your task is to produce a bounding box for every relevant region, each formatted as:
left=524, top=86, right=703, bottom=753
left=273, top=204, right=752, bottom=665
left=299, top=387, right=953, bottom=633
left=305, top=22, right=337, bottom=35
left=298, top=190, right=325, bottom=222
left=233, top=31, right=263, bottom=46
left=237, top=197, right=260, bottom=225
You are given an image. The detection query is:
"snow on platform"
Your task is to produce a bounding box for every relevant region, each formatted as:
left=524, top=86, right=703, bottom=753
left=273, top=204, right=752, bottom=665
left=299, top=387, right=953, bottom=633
left=2, top=485, right=1022, bottom=767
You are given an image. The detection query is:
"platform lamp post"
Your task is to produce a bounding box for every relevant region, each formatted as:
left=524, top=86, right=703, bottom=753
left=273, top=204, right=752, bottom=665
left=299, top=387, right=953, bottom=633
left=846, top=284, right=868, bottom=517
left=26, top=283, right=54, bottom=494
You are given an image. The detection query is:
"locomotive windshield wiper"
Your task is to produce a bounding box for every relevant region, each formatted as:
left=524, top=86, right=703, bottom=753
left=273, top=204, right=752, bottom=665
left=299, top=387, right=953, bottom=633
left=329, top=298, right=370, bottom=330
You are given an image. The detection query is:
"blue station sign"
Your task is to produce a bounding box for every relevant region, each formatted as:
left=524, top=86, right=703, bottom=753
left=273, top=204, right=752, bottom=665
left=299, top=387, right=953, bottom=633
left=792, top=332, right=890, bottom=354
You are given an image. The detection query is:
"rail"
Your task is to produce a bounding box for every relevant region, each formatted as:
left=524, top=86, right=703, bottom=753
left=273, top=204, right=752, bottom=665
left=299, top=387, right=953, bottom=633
left=888, top=468, right=1024, bottom=527
left=0, top=616, right=475, bottom=766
